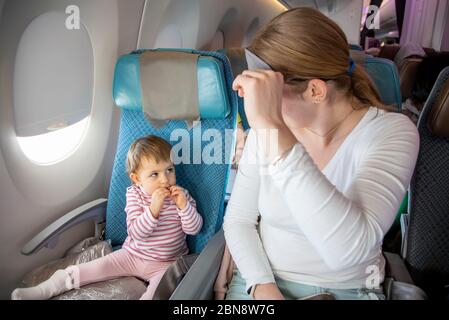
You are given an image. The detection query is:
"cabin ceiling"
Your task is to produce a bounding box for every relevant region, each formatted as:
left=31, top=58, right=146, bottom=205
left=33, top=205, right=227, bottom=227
left=278, top=0, right=340, bottom=14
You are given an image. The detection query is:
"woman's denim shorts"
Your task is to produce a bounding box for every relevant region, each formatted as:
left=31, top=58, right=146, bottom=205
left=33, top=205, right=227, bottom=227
left=225, top=270, right=385, bottom=300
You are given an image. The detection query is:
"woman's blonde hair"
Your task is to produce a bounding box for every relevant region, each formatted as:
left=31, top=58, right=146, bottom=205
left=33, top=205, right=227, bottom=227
left=249, top=7, right=387, bottom=110
left=126, top=135, right=172, bottom=175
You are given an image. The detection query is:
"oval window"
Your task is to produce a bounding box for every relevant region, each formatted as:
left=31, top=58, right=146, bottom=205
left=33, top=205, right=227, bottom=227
left=13, top=11, right=93, bottom=165
left=17, top=117, right=89, bottom=165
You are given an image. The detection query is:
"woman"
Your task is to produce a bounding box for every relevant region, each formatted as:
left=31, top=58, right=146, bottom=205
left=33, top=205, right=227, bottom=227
left=223, top=8, right=419, bottom=300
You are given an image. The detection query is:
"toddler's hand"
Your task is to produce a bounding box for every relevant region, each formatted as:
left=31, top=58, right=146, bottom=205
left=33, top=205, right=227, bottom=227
left=170, top=185, right=187, bottom=210
left=150, top=188, right=171, bottom=218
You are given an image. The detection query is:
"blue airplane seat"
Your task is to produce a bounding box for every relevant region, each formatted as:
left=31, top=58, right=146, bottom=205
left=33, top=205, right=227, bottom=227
left=18, top=49, right=238, bottom=299
left=217, top=48, right=249, bottom=130
left=108, top=49, right=238, bottom=254
left=350, top=50, right=402, bottom=111
left=404, top=66, right=449, bottom=299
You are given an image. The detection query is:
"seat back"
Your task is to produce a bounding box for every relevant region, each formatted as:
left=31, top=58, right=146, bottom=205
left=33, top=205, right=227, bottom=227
left=394, top=43, right=426, bottom=67
left=398, top=58, right=423, bottom=101
left=218, top=48, right=249, bottom=130
left=106, top=49, right=238, bottom=254
left=351, top=50, right=402, bottom=111
left=406, top=66, right=449, bottom=299
left=378, top=44, right=401, bottom=61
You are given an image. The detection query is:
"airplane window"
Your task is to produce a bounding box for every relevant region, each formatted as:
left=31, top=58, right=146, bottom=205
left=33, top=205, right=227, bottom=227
left=13, top=12, right=93, bottom=165
left=17, top=117, right=89, bottom=165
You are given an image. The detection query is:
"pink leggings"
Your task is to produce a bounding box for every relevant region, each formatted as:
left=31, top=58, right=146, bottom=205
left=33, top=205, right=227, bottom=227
left=66, top=249, right=172, bottom=300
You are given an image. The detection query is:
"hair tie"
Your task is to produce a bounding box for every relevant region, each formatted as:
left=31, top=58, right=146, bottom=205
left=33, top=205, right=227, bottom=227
left=348, top=58, right=356, bottom=76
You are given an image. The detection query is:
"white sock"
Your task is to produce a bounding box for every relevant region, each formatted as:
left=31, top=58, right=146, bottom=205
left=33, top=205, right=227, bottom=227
left=11, top=269, right=75, bottom=300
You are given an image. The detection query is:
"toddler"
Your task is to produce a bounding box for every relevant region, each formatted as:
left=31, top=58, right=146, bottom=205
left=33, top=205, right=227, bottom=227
left=12, top=135, right=203, bottom=300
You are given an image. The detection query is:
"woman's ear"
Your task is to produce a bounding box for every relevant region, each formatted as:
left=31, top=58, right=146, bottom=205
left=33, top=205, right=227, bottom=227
left=305, top=79, right=328, bottom=104
left=129, top=172, right=140, bottom=185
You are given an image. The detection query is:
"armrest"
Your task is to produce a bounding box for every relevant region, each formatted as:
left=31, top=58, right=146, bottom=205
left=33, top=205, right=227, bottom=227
left=170, top=229, right=225, bottom=300
left=383, top=252, right=428, bottom=299
left=384, top=251, right=414, bottom=284
left=21, top=198, right=108, bottom=256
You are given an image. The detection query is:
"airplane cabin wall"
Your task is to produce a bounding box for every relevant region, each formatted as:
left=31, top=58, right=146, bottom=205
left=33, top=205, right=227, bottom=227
left=277, top=0, right=364, bottom=47
left=401, top=0, right=449, bottom=51
left=138, top=0, right=285, bottom=50
left=433, top=0, right=449, bottom=51
left=441, top=17, right=449, bottom=52
left=0, top=0, right=285, bottom=299
left=0, top=0, right=145, bottom=299
left=325, top=0, right=363, bottom=46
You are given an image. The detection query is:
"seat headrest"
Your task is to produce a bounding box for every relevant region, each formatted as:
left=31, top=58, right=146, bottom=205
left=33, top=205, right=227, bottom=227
left=427, top=74, right=449, bottom=138
left=394, top=43, right=426, bottom=66
left=350, top=50, right=402, bottom=110
left=113, top=50, right=231, bottom=121
left=398, top=58, right=423, bottom=99
left=378, top=44, right=401, bottom=61
left=350, top=50, right=367, bottom=65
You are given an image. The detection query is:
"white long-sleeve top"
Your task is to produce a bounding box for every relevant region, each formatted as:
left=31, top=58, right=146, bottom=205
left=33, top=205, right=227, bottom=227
left=223, top=107, right=419, bottom=291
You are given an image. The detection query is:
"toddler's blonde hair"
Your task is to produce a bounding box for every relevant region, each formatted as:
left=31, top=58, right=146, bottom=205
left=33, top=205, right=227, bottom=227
left=126, top=135, right=172, bottom=175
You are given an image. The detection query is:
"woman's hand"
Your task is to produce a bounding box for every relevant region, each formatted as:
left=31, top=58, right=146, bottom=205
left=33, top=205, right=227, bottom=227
left=170, top=185, right=187, bottom=210
left=253, top=283, right=285, bottom=300
left=149, top=188, right=171, bottom=218
left=233, top=70, right=285, bottom=130
left=233, top=70, right=297, bottom=160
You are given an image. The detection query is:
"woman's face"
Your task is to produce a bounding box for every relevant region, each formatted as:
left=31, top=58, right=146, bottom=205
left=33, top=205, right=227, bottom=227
left=281, top=84, right=315, bottom=131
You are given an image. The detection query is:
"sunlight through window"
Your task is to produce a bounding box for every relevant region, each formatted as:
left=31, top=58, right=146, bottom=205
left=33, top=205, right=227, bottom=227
left=17, top=117, right=89, bottom=165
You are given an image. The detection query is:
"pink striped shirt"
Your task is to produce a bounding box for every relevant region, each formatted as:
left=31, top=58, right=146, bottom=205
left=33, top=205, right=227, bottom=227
left=122, top=185, right=203, bottom=261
